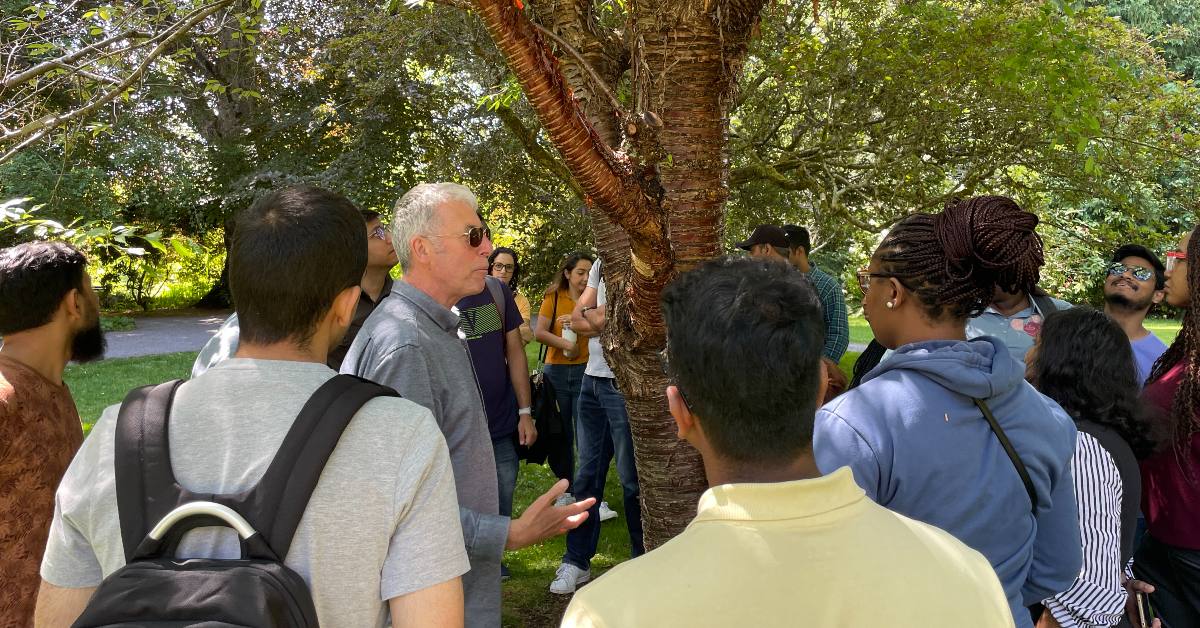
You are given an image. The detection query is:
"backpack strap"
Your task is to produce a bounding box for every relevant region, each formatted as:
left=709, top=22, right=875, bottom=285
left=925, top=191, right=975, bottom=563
left=485, top=275, right=507, bottom=335
left=115, top=379, right=187, bottom=561
left=241, top=374, right=398, bottom=559
left=973, top=398, right=1038, bottom=515
left=1031, top=292, right=1059, bottom=317
left=115, top=374, right=399, bottom=562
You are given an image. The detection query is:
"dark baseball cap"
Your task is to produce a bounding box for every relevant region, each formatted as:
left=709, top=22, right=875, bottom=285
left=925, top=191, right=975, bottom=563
left=736, top=224, right=789, bottom=250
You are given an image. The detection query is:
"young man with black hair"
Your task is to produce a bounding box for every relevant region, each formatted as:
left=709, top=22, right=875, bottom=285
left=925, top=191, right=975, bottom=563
left=782, top=225, right=850, bottom=363
left=735, top=224, right=790, bottom=261
left=0, top=241, right=103, bottom=625
left=1103, top=243, right=1168, bottom=385
left=36, top=186, right=467, bottom=627
left=191, top=208, right=399, bottom=376
left=563, top=257, right=1013, bottom=627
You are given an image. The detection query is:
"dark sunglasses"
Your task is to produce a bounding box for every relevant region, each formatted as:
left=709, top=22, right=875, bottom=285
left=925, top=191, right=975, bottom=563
left=429, top=225, right=491, bottom=248
left=1106, top=262, right=1154, bottom=282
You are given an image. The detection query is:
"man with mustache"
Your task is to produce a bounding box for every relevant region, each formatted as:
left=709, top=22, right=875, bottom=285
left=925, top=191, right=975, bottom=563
left=1103, top=244, right=1168, bottom=385
left=0, top=241, right=104, bottom=626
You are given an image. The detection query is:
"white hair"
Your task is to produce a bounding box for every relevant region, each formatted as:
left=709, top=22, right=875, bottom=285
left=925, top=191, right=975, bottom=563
left=390, top=182, right=479, bottom=267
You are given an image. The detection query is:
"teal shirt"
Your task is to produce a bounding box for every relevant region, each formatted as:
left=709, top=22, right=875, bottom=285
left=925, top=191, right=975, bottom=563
left=966, top=294, right=1072, bottom=363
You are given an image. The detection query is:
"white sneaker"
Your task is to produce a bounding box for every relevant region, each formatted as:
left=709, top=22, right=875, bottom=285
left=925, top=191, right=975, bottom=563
left=549, top=562, right=591, bottom=595
left=554, top=492, right=575, bottom=507
left=599, top=501, right=618, bottom=522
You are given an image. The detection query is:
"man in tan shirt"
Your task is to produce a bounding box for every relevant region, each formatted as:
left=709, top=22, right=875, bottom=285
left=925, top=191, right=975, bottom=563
left=0, top=241, right=103, bottom=626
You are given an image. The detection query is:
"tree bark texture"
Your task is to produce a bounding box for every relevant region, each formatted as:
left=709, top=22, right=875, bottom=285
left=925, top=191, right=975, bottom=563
left=473, top=0, right=764, bottom=548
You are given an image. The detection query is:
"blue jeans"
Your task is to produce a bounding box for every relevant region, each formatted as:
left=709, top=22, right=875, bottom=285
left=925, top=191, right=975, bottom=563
left=492, top=432, right=519, bottom=518
left=563, top=375, right=644, bottom=570
left=543, top=363, right=585, bottom=492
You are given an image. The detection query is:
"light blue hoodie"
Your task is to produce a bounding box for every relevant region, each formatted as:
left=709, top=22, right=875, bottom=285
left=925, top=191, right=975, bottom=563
left=815, top=336, right=1081, bottom=628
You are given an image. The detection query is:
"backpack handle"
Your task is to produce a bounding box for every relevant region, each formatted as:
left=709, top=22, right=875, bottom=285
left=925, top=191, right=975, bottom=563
left=148, top=502, right=257, bottom=541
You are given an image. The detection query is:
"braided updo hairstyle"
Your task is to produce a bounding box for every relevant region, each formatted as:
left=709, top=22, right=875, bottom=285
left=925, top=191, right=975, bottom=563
left=876, top=195, right=1045, bottom=321
left=1146, top=226, right=1200, bottom=467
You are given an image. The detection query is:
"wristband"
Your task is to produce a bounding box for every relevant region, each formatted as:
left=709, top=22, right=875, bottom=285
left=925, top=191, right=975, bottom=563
left=518, top=407, right=532, bottom=416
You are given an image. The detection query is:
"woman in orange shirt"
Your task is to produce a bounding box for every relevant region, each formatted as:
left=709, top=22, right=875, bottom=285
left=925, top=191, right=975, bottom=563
left=535, top=251, right=594, bottom=500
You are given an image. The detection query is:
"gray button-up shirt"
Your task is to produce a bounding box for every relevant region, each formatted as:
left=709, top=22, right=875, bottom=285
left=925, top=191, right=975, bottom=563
left=342, top=280, right=506, bottom=628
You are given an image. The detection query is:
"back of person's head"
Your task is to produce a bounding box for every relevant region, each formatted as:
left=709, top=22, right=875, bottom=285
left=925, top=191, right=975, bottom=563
left=0, top=241, right=88, bottom=335
left=1028, top=307, right=1154, bottom=458
left=489, top=246, right=522, bottom=289
left=660, top=257, right=825, bottom=465
left=230, top=185, right=367, bottom=348
left=547, top=251, right=595, bottom=295
left=391, top=182, right=478, bottom=268
left=1111, top=243, right=1165, bottom=290
left=782, top=225, right=811, bottom=255
left=877, top=195, right=1044, bottom=320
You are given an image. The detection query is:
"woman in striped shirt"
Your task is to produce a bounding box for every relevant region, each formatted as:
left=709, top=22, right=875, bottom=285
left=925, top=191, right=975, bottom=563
left=1026, top=307, right=1155, bottom=627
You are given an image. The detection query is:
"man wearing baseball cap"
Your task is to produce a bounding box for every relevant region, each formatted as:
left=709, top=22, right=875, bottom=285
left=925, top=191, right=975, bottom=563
left=737, top=225, right=790, bottom=261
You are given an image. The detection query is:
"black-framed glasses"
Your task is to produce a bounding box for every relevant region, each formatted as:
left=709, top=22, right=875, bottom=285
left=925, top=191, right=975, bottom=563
left=368, top=226, right=388, bottom=241
left=856, top=269, right=905, bottom=294
left=491, top=262, right=515, bottom=273
left=1106, top=262, right=1154, bottom=282
left=429, top=225, right=491, bottom=248
left=659, top=347, right=692, bottom=408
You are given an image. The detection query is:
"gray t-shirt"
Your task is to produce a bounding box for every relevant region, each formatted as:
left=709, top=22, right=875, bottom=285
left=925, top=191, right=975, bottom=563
left=585, top=259, right=615, bottom=379
left=40, top=359, right=468, bottom=628
left=342, top=280, right=507, bottom=628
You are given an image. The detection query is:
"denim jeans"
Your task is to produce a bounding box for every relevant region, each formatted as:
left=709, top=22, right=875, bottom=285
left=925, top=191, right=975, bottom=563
left=492, top=432, right=519, bottom=518
left=542, top=363, right=585, bottom=492
left=563, top=374, right=644, bottom=571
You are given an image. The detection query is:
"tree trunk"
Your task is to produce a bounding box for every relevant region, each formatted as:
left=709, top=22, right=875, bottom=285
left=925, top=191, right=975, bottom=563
left=473, top=0, right=764, bottom=548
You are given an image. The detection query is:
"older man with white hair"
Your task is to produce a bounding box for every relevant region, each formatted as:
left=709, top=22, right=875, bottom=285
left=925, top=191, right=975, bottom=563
left=342, top=183, right=594, bottom=628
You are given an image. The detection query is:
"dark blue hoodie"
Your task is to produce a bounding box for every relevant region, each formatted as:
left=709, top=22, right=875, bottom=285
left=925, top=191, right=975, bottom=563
left=814, top=337, right=1081, bottom=628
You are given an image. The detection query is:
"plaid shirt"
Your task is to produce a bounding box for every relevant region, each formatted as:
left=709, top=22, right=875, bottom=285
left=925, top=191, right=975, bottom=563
left=808, top=265, right=849, bottom=362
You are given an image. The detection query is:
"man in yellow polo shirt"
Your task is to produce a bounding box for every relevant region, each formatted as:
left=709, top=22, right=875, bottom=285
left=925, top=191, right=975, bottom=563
left=562, top=257, right=1014, bottom=628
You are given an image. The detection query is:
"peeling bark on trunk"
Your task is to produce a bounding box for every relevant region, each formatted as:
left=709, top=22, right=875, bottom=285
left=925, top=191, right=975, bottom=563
left=473, top=0, right=764, bottom=548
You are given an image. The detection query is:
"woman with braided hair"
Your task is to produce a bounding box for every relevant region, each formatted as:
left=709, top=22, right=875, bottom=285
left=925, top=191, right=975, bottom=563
left=1134, top=227, right=1200, bottom=626
left=814, top=196, right=1082, bottom=628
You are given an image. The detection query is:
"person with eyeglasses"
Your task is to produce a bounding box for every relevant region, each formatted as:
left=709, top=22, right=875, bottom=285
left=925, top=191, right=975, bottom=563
left=1102, top=244, right=1168, bottom=386
left=818, top=196, right=1082, bottom=628
left=189, top=208, right=399, bottom=375
left=562, top=257, right=1013, bottom=627
left=1131, top=226, right=1200, bottom=628
left=342, top=183, right=593, bottom=628
left=487, top=247, right=534, bottom=344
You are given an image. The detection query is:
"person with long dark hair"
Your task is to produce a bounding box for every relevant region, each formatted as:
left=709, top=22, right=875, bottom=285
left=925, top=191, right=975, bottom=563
left=1135, top=226, right=1200, bottom=626
left=488, top=247, right=533, bottom=345
left=1026, top=307, right=1154, bottom=627
left=535, top=252, right=594, bottom=502
left=814, top=196, right=1081, bottom=628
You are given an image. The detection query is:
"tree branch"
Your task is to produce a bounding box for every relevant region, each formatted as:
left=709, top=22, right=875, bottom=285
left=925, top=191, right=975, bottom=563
left=529, top=21, right=624, bottom=117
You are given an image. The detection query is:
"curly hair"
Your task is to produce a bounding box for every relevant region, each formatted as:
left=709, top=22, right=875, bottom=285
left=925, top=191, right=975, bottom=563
left=488, top=246, right=523, bottom=290
left=1146, top=226, right=1200, bottom=466
left=877, top=195, right=1044, bottom=320
left=1029, top=308, right=1155, bottom=459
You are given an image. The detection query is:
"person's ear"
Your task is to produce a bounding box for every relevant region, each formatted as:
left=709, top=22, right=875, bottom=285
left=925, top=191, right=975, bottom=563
left=62, top=287, right=85, bottom=323
left=886, top=277, right=906, bottom=309
left=1153, top=289, right=1166, bottom=305
left=332, top=285, right=361, bottom=328
left=667, top=385, right=695, bottom=440
left=816, top=360, right=830, bottom=403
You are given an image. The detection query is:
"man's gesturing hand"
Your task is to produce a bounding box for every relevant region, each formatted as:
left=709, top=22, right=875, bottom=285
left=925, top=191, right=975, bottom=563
left=506, top=479, right=595, bottom=551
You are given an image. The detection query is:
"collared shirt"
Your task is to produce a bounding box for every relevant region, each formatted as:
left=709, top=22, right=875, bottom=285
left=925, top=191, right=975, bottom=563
left=190, top=275, right=394, bottom=377
left=563, top=468, right=1013, bottom=627
left=967, top=294, right=1072, bottom=362
left=341, top=280, right=506, bottom=628
left=807, top=265, right=849, bottom=362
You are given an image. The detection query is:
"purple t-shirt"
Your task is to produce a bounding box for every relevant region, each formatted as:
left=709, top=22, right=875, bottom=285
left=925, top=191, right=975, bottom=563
left=457, top=280, right=524, bottom=439
left=1132, top=332, right=1168, bottom=387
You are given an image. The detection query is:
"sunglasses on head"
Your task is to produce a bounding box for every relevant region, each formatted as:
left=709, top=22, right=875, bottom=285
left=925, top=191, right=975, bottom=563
left=1106, top=262, right=1154, bottom=282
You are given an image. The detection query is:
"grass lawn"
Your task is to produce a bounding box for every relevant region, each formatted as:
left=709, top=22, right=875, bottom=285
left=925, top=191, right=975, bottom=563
left=65, top=351, right=197, bottom=431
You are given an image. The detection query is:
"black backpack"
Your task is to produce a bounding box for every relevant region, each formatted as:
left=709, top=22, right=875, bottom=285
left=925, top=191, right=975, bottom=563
left=72, top=374, right=399, bottom=628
